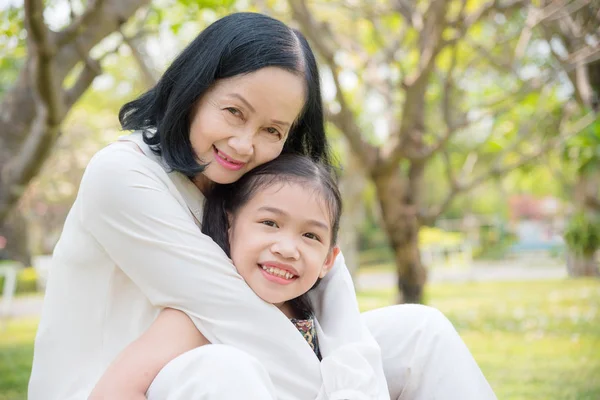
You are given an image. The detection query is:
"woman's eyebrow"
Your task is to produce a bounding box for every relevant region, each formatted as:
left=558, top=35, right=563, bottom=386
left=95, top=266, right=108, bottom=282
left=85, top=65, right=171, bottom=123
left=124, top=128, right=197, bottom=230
left=227, top=93, right=256, bottom=113
left=227, top=93, right=291, bottom=127
left=271, top=119, right=290, bottom=128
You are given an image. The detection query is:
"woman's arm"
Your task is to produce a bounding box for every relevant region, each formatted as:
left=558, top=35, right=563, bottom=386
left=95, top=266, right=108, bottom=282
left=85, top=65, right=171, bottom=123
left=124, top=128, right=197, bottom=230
left=89, top=309, right=207, bottom=399
left=79, top=146, right=320, bottom=398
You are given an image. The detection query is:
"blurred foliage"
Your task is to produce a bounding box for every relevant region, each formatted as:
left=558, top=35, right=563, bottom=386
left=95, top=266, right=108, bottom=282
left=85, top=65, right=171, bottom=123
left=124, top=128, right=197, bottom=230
left=0, top=267, right=38, bottom=296
left=564, top=212, right=600, bottom=256
left=564, top=114, right=600, bottom=176
left=0, top=5, right=25, bottom=98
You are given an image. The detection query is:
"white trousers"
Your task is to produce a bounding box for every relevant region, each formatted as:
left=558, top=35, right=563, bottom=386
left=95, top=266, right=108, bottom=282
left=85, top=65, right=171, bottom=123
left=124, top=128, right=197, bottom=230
left=147, top=305, right=497, bottom=399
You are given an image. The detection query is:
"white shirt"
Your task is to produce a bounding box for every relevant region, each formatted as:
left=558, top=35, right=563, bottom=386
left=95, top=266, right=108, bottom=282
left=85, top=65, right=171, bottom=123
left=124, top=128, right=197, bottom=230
left=28, top=133, right=389, bottom=400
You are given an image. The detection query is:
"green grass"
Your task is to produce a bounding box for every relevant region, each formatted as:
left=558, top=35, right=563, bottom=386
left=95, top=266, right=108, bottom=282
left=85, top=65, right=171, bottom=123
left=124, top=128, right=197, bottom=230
left=358, top=278, right=600, bottom=400
left=0, top=318, right=37, bottom=400
left=1, top=279, right=599, bottom=399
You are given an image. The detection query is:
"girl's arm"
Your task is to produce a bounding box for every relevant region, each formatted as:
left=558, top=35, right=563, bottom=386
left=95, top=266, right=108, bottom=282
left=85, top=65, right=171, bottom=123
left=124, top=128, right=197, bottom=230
left=89, top=309, right=207, bottom=400
left=79, top=146, right=320, bottom=398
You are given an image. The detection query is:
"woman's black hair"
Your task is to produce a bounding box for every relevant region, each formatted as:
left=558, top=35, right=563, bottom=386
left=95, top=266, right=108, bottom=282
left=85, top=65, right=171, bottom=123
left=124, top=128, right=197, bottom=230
left=119, top=12, right=331, bottom=177
left=201, top=154, right=342, bottom=319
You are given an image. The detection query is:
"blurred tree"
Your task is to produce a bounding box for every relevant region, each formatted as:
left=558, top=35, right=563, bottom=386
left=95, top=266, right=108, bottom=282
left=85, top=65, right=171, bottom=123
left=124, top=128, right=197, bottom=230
left=0, top=0, right=150, bottom=227
left=540, top=0, right=600, bottom=275
left=288, top=0, right=595, bottom=302
left=0, top=0, right=236, bottom=259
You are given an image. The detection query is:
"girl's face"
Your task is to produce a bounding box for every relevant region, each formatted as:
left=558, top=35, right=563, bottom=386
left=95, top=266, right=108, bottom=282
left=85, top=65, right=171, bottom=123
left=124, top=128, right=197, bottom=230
left=228, top=182, right=339, bottom=310
left=189, top=67, right=305, bottom=190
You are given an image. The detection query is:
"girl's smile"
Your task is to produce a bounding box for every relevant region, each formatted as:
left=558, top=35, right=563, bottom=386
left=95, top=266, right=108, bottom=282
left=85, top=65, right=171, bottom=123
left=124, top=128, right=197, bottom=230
left=259, top=261, right=299, bottom=283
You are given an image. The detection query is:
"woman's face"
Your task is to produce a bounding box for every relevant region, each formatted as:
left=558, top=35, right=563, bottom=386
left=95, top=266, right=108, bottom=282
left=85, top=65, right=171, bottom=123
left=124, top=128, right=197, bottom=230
left=228, top=182, right=339, bottom=310
left=189, top=67, right=305, bottom=189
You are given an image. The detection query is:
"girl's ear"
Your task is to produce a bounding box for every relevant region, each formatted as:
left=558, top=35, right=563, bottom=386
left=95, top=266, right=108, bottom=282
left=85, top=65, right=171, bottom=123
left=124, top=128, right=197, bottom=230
left=319, top=246, right=340, bottom=278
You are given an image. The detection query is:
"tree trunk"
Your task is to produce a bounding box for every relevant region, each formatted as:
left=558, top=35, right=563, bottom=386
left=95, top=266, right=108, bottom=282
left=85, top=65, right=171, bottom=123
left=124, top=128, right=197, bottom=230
left=566, top=251, right=599, bottom=277
left=373, top=168, right=427, bottom=303
left=0, top=208, right=31, bottom=266
left=338, top=152, right=366, bottom=279
left=567, top=171, right=600, bottom=276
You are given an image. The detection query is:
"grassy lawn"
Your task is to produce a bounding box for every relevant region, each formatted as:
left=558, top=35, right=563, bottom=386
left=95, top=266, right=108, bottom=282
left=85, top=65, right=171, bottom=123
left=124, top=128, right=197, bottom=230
left=0, top=318, right=37, bottom=400
left=1, top=278, right=598, bottom=399
left=359, top=278, right=600, bottom=400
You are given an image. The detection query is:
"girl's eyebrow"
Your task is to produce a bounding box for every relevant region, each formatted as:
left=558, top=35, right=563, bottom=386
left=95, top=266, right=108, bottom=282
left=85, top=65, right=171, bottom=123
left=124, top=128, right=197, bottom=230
left=258, top=206, right=329, bottom=230
left=226, top=93, right=291, bottom=127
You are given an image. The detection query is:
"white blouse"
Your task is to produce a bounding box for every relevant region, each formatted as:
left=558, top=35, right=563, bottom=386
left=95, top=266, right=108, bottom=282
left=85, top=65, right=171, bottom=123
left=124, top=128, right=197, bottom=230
left=28, top=132, right=389, bottom=400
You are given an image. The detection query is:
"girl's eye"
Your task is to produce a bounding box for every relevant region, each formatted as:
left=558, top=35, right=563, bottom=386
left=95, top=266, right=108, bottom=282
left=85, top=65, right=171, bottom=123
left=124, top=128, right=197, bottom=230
left=303, top=232, right=321, bottom=241
left=261, top=220, right=278, bottom=228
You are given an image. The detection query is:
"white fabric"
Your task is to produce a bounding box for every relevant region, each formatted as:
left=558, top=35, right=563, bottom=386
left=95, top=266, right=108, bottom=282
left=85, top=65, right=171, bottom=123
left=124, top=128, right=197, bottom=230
left=148, top=304, right=497, bottom=400
left=146, top=345, right=277, bottom=399
left=363, top=305, right=497, bottom=400
left=28, top=133, right=387, bottom=400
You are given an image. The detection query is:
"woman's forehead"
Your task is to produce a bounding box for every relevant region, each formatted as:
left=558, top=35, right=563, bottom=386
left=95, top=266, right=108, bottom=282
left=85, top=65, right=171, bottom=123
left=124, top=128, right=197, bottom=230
left=210, top=68, right=305, bottom=118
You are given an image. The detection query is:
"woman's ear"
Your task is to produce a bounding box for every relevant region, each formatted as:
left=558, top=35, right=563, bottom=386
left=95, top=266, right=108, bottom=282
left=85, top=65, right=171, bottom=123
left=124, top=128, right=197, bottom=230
left=319, top=246, right=340, bottom=278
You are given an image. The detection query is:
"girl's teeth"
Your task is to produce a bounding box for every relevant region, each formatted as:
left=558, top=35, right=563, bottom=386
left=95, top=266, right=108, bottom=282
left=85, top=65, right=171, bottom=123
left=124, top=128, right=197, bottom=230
left=261, top=265, right=294, bottom=280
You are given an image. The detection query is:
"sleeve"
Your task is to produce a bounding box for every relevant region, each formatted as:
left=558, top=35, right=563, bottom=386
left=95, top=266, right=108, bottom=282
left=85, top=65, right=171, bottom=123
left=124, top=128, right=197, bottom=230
left=310, top=253, right=391, bottom=400
left=77, top=147, right=322, bottom=398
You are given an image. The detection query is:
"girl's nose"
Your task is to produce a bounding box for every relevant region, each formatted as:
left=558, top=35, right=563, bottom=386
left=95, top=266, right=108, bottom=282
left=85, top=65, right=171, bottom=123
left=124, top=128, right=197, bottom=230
left=271, top=237, right=300, bottom=260
left=228, top=131, right=254, bottom=157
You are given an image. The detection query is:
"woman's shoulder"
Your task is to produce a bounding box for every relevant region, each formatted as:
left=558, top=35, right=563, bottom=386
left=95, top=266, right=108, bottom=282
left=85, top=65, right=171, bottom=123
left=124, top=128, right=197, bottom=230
left=87, top=141, right=166, bottom=178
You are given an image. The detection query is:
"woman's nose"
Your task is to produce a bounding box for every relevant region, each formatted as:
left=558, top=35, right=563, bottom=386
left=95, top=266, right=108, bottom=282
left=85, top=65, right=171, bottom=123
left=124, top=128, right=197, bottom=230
left=228, top=131, right=254, bottom=157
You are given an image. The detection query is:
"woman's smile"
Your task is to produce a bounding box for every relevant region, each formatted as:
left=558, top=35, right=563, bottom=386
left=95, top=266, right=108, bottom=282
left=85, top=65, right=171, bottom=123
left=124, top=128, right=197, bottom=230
left=213, top=146, right=247, bottom=171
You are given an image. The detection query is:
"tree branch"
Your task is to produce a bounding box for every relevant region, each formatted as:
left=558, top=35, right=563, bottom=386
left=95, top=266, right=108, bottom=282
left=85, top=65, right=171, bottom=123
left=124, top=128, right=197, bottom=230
left=57, top=0, right=106, bottom=47
left=382, top=0, right=450, bottom=168
left=288, top=0, right=379, bottom=169
left=64, top=58, right=102, bottom=110
left=421, top=111, right=596, bottom=223
left=121, top=30, right=158, bottom=88
left=24, top=0, right=63, bottom=125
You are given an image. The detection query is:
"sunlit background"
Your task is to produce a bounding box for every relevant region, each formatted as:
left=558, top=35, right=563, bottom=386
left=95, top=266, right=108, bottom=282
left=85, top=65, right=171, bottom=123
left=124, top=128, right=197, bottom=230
left=0, top=0, right=599, bottom=399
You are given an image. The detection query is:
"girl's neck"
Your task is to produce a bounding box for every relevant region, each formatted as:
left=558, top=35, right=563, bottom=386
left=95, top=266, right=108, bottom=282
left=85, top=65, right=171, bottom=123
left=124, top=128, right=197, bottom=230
left=277, top=302, right=298, bottom=319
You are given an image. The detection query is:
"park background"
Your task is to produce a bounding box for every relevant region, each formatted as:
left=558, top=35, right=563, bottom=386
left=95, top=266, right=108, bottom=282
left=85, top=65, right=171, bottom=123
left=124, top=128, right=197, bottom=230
left=0, top=0, right=599, bottom=398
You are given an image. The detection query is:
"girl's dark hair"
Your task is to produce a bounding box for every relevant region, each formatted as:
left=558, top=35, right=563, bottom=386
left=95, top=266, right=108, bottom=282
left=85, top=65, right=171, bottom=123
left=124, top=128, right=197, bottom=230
left=119, top=12, right=331, bottom=177
left=201, top=154, right=342, bottom=319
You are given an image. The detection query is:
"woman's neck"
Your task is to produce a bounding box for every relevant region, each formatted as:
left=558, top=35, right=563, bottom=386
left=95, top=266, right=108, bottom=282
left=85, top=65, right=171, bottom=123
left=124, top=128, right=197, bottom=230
left=191, top=174, right=213, bottom=195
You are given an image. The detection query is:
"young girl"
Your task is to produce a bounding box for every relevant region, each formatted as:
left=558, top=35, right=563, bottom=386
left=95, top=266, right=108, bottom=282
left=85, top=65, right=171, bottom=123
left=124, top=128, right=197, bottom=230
left=90, top=154, right=349, bottom=398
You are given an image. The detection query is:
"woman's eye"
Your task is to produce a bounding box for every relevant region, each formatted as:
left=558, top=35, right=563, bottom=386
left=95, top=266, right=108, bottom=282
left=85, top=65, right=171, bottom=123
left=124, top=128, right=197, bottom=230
left=261, top=220, right=278, bottom=228
left=225, top=107, right=241, bottom=117
left=265, top=127, right=281, bottom=136
left=303, top=232, right=320, bottom=241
